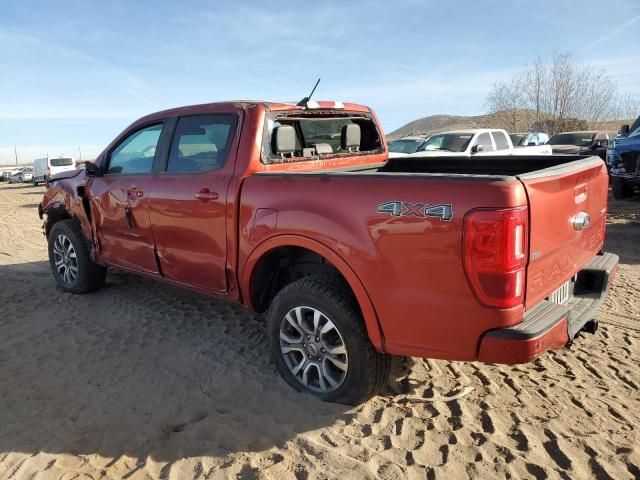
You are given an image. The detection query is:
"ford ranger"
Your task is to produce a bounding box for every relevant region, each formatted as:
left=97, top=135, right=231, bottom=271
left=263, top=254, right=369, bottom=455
left=39, top=100, right=618, bottom=404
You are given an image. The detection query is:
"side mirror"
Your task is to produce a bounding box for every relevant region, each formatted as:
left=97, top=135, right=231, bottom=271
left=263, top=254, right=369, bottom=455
left=620, top=124, right=630, bottom=136
left=85, top=162, right=100, bottom=177
left=471, top=144, right=484, bottom=153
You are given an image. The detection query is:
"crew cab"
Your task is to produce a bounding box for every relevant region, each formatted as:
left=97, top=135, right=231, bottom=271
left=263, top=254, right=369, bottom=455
left=39, top=100, right=617, bottom=404
left=397, top=128, right=552, bottom=158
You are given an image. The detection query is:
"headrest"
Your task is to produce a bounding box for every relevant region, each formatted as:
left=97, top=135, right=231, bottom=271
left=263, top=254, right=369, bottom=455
left=272, top=125, right=296, bottom=155
left=341, top=123, right=361, bottom=149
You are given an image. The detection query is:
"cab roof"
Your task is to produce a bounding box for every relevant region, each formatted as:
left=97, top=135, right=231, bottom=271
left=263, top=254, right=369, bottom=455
left=135, top=100, right=372, bottom=125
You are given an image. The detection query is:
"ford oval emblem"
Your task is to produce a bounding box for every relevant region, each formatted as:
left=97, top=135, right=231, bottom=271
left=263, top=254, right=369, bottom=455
left=572, top=212, right=591, bottom=231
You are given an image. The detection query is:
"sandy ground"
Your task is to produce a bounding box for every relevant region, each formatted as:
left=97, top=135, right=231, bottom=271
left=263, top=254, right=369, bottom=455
left=0, top=181, right=638, bottom=480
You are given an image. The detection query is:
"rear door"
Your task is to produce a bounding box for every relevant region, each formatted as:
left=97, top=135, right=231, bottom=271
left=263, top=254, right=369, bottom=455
left=518, top=157, right=608, bottom=308
left=148, top=113, right=240, bottom=292
left=90, top=123, right=163, bottom=273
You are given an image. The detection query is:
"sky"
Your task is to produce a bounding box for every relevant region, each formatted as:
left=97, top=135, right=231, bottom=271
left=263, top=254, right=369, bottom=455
left=1, top=0, right=639, bottom=164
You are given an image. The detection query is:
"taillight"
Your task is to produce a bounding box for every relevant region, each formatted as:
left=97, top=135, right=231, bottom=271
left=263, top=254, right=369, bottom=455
left=463, top=206, right=528, bottom=308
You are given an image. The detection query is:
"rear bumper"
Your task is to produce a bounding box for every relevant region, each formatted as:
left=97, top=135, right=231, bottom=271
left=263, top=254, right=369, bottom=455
left=478, top=252, right=619, bottom=364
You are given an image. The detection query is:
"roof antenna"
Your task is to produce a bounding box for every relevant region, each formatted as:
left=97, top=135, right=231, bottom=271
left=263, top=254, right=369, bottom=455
left=297, top=78, right=321, bottom=107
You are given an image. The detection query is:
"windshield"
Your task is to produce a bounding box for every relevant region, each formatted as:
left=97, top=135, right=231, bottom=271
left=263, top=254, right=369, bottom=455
left=509, top=134, right=527, bottom=146
left=50, top=158, right=74, bottom=167
left=417, top=133, right=473, bottom=153
left=548, top=133, right=594, bottom=146
left=388, top=139, right=425, bottom=153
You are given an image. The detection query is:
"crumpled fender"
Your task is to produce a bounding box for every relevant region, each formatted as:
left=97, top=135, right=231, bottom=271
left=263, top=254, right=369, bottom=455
left=39, top=173, right=92, bottom=242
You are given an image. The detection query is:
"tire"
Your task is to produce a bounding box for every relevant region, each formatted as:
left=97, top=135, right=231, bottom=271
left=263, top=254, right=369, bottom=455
left=47, top=219, right=107, bottom=294
left=612, top=177, right=627, bottom=200
left=267, top=274, right=390, bottom=405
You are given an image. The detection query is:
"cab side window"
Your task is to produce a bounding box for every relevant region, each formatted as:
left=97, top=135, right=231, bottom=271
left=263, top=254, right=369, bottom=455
left=108, top=124, right=163, bottom=174
left=475, top=133, right=494, bottom=151
left=492, top=131, right=510, bottom=150
left=167, top=115, right=237, bottom=173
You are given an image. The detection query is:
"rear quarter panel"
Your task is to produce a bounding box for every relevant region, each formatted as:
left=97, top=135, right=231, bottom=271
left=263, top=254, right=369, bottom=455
left=239, top=172, right=528, bottom=360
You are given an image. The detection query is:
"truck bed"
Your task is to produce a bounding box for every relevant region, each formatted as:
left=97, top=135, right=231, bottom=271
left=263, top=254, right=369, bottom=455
left=375, top=154, right=595, bottom=177
left=244, top=154, right=608, bottom=360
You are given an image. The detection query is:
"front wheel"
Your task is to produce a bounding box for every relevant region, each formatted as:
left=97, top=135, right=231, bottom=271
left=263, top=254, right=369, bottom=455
left=267, top=274, right=390, bottom=405
left=48, top=219, right=107, bottom=293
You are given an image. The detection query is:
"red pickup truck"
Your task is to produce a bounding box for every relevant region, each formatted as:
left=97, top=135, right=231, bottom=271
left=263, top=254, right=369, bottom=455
left=39, top=100, right=618, bottom=404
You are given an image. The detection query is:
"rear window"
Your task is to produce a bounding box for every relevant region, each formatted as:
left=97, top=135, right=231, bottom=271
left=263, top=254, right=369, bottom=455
left=50, top=158, right=73, bottom=167
left=509, top=134, right=527, bottom=146
left=263, top=113, right=383, bottom=163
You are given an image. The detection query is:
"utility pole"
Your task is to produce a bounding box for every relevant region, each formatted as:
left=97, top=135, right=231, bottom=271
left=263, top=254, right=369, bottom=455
left=14, top=146, right=18, bottom=165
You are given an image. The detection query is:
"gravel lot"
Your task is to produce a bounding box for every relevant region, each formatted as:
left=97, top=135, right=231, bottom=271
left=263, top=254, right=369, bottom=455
left=0, top=181, right=638, bottom=479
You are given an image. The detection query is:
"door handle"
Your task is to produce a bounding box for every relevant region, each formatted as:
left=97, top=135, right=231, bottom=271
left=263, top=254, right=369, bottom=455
left=195, top=189, right=219, bottom=201
left=128, top=188, right=144, bottom=198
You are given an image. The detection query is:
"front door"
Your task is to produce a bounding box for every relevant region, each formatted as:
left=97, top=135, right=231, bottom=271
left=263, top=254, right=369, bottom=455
left=149, top=113, right=239, bottom=292
left=90, top=123, right=163, bottom=273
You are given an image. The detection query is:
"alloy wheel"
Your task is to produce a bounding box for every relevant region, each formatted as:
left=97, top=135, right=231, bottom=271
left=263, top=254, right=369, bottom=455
left=53, top=234, right=79, bottom=285
left=279, top=306, right=349, bottom=393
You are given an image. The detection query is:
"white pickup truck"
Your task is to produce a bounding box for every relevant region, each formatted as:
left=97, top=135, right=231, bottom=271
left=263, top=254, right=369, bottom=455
left=396, top=129, right=552, bottom=158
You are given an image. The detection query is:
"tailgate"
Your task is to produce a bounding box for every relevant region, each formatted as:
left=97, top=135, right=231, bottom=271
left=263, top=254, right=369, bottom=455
left=518, top=157, right=608, bottom=309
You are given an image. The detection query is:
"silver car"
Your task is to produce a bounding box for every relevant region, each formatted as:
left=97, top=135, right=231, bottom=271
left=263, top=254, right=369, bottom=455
left=8, top=167, right=33, bottom=184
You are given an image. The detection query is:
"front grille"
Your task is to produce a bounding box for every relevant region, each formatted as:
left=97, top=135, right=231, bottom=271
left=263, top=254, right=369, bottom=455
left=547, top=279, right=572, bottom=305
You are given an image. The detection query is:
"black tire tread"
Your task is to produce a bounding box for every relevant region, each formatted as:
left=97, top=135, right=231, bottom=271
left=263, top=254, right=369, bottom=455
left=612, top=177, right=626, bottom=200
left=48, top=219, right=106, bottom=293
left=268, top=274, right=390, bottom=404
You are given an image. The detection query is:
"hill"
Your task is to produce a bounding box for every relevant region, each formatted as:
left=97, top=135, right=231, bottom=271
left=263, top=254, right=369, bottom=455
left=387, top=109, right=632, bottom=140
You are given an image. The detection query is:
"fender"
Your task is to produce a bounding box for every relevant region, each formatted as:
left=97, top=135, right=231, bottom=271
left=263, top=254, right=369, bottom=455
left=241, top=234, right=385, bottom=352
left=39, top=179, right=93, bottom=242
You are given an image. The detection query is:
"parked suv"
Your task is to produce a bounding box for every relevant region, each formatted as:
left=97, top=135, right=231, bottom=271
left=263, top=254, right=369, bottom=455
left=509, top=132, right=550, bottom=147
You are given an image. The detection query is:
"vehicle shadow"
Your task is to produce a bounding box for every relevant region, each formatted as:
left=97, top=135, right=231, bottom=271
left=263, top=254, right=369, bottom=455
left=604, top=222, right=640, bottom=265
left=0, top=261, right=415, bottom=462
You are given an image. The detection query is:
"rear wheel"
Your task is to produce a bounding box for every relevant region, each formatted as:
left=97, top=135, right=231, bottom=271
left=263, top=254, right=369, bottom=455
left=267, top=274, right=390, bottom=405
left=48, top=219, right=107, bottom=293
left=612, top=177, right=627, bottom=200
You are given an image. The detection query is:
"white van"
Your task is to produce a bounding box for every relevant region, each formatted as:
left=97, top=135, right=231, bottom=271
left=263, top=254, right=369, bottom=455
left=33, top=157, right=76, bottom=185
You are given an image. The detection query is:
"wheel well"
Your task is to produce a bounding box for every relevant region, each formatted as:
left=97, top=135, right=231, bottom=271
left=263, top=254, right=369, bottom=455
left=44, top=206, right=73, bottom=238
left=249, top=246, right=350, bottom=313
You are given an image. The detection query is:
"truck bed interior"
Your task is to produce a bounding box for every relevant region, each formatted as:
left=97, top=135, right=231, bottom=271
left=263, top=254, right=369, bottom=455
left=375, top=155, right=598, bottom=177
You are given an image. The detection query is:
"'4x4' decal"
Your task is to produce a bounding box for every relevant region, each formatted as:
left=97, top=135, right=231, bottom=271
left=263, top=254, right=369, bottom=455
left=377, top=201, right=453, bottom=221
